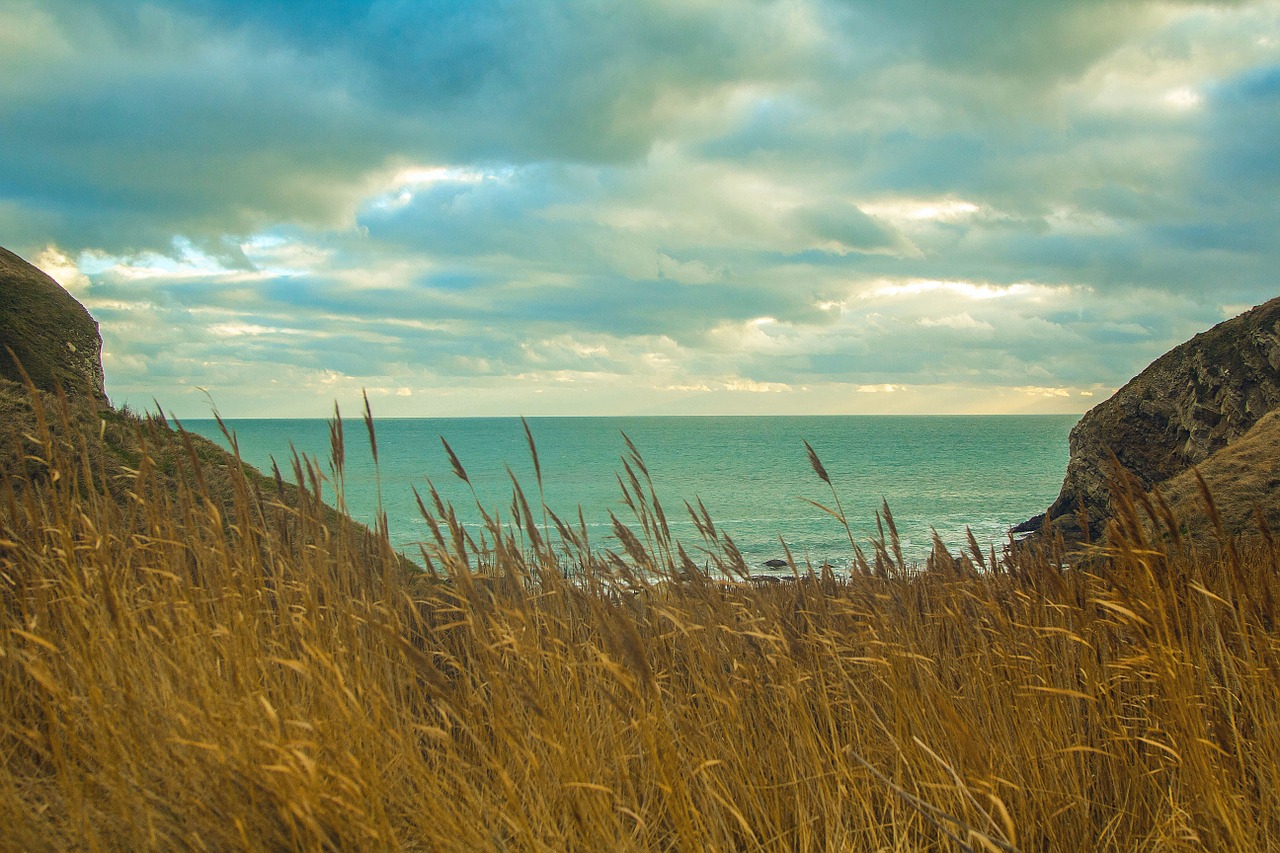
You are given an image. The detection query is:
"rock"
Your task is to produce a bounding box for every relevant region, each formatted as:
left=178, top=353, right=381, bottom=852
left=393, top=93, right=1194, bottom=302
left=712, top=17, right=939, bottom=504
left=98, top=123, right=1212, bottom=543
left=1022, top=296, right=1280, bottom=537
left=0, top=246, right=107, bottom=403
left=763, top=558, right=788, bottom=568
left=0, top=243, right=414, bottom=584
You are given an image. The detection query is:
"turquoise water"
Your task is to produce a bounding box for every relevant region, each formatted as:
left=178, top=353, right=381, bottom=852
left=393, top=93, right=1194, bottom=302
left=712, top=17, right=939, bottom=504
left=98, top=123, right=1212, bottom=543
left=185, top=415, right=1075, bottom=572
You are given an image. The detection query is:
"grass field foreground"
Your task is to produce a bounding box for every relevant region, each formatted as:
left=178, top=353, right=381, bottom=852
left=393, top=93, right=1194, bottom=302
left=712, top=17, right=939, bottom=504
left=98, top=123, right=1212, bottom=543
left=2, top=390, right=1279, bottom=851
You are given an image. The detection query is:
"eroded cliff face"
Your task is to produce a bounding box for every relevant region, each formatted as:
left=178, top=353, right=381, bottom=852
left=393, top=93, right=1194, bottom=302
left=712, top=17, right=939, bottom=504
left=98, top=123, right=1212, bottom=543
left=1020, top=296, right=1280, bottom=537
left=0, top=246, right=107, bottom=403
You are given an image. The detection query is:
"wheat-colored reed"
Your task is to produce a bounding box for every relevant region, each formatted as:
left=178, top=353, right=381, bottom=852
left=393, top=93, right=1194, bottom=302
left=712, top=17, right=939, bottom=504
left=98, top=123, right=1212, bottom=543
left=2, top=390, right=1278, bottom=851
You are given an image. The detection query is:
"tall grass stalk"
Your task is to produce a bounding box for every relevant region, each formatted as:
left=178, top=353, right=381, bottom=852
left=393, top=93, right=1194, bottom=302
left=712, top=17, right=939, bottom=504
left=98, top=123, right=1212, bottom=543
left=2, top=394, right=1279, bottom=850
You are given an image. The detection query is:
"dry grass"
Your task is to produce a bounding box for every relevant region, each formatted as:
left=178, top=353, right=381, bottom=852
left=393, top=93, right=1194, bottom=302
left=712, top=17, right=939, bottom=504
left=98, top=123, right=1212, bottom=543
left=2, top=391, right=1280, bottom=851
left=1153, top=409, right=1280, bottom=540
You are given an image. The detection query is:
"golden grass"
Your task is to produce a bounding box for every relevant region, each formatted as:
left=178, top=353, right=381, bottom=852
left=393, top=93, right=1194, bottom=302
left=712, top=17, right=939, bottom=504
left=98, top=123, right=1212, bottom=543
left=1154, top=409, right=1280, bottom=540
left=2, top=392, right=1279, bottom=851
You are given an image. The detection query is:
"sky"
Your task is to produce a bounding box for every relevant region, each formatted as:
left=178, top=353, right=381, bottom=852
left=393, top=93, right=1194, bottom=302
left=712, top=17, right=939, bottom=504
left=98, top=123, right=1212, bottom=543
left=3, top=0, right=1279, bottom=418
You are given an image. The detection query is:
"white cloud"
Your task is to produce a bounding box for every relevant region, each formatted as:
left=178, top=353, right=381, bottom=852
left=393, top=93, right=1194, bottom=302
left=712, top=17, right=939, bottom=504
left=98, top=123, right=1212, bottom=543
left=722, top=377, right=791, bottom=393
left=918, top=312, right=993, bottom=331
left=205, top=323, right=306, bottom=338
left=866, top=280, right=1042, bottom=301
left=1163, top=86, right=1203, bottom=110
left=33, top=245, right=90, bottom=293
left=1015, top=386, right=1074, bottom=398
left=858, top=197, right=981, bottom=224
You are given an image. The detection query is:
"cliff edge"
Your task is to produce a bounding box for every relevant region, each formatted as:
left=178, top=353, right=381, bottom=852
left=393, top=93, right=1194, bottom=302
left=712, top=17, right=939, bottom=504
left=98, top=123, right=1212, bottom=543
left=0, top=246, right=107, bottom=403
left=0, top=245, right=413, bottom=582
left=1017, top=296, right=1280, bottom=538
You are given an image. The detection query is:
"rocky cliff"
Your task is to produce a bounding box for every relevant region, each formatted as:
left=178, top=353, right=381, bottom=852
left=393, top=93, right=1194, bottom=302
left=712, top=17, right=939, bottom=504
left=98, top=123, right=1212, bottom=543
left=0, top=245, right=414, bottom=582
left=0, top=246, right=107, bottom=403
left=1017, top=296, right=1280, bottom=538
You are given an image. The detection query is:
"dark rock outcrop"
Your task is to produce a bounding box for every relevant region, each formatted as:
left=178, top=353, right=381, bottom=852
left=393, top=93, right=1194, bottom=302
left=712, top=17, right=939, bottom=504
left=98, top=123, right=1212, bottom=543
left=0, top=246, right=107, bottom=403
left=1018, top=296, right=1280, bottom=538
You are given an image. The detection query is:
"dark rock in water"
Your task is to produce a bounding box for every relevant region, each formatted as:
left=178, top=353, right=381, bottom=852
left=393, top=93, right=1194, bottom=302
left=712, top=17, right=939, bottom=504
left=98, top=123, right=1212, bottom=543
left=1022, top=296, right=1280, bottom=538
left=0, top=247, right=107, bottom=403
left=763, top=558, right=788, bottom=569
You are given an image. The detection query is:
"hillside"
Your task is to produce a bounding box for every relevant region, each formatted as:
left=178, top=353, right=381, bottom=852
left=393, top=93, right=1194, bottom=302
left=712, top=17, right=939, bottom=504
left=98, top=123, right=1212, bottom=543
left=1017, top=296, right=1280, bottom=540
left=0, top=246, right=106, bottom=403
left=1153, top=409, right=1280, bottom=540
left=0, top=245, right=411, bottom=584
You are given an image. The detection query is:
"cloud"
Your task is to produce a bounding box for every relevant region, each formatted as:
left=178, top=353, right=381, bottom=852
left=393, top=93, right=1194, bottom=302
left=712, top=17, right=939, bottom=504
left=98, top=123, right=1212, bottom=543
left=3, top=0, right=1279, bottom=416
left=792, top=201, right=913, bottom=256
left=918, top=313, right=993, bottom=332
left=0, top=0, right=827, bottom=255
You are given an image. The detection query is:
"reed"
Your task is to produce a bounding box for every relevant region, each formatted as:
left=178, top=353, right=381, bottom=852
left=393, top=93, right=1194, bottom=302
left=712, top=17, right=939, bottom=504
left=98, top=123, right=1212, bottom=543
left=2, top=389, right=1278, bottom=850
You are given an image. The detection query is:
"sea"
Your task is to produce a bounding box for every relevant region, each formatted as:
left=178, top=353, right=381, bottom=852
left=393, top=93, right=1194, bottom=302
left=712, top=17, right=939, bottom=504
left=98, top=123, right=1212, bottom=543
left=185, top=415, right=1076, bottom=574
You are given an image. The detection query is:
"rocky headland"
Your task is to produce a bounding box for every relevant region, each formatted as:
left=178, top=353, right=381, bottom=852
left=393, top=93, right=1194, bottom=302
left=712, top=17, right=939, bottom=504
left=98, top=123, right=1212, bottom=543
left=0, top=245, right=410, bottom=582
left=1017, top=296, right=1280, bottom=541
left=0, top=246, right=107, bottom=403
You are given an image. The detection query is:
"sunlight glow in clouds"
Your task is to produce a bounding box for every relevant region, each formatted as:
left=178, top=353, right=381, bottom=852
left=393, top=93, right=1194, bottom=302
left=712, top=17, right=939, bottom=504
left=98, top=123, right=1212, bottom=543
left=1163, top=87, right=1203, bottom=109
left=866, top=281, right=1045, bottom=301
left=858, top=198, right=981, bottom=224
left=205, top=323, right=306, bottom=338
left=32, top=247, right=90, bottom=294
left=368, top=165, right=496, bottom=211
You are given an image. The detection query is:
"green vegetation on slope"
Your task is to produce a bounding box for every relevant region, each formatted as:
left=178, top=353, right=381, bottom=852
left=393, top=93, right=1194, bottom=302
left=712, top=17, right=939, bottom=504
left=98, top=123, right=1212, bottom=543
left=3, top=388, right=1280, bottom=851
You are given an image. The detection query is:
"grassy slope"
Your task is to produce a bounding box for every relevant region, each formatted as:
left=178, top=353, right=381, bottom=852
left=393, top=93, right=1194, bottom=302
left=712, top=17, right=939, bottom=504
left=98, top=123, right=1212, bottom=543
left=1154, top=409, right=1280, bottom=539
left=0, top=378, right=412, bottom=583
left=2, top=385, right=1279, bottom=851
